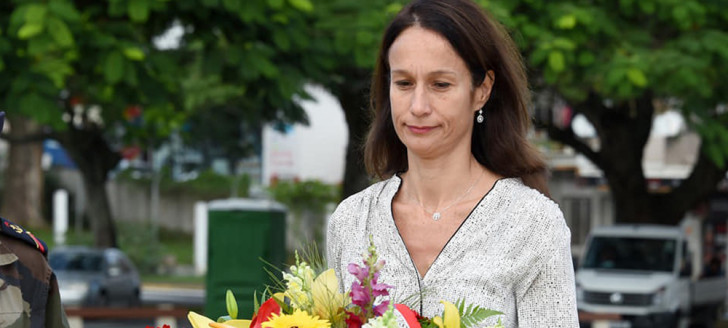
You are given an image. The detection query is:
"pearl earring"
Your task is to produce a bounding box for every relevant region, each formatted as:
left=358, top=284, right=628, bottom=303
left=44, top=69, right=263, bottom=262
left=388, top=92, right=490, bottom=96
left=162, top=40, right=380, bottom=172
left=476, top=109, right=484, bottom=124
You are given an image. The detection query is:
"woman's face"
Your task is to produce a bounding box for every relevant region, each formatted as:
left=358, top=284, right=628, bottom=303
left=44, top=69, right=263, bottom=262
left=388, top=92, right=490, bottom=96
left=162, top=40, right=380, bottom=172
left=388, top=26, right=492, bottom=160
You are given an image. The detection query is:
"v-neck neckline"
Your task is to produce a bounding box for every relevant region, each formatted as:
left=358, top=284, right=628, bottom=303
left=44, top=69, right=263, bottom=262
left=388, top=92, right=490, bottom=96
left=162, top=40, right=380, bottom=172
left=387, top=174, right=506, bottom=281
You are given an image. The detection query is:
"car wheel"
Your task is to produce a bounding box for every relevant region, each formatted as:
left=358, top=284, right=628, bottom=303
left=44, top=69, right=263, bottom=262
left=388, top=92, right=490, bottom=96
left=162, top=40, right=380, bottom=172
left=128, top=288, right=141, bottom=307
left=97, top=291, right=110, bottom=307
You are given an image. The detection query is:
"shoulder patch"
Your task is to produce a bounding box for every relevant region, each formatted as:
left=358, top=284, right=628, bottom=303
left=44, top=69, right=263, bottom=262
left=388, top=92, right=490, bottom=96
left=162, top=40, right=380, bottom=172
left=0, top=217, right=48, bottom=256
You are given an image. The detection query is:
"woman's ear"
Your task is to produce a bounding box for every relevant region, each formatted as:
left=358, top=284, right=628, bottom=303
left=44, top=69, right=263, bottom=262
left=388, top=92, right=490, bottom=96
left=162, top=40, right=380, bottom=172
left=474, top=70, right=495, bottom=111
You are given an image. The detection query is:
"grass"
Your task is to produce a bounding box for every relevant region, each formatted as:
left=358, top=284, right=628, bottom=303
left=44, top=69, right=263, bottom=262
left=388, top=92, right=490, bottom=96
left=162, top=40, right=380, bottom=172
left=157, top=227, right=194, bottom=266
left=29, top=227, right=94, bottom=251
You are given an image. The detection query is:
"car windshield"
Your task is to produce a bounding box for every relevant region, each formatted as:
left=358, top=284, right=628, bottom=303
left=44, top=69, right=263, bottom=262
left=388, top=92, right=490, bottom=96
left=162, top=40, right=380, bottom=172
left=582, top=236, right=676, bottom=272
left=49, top=252, right=103, bottom=272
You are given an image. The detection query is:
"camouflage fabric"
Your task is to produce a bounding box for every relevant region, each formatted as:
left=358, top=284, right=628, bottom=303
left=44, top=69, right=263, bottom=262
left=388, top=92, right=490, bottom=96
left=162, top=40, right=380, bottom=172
left=0, top=235, right=69, bottom=328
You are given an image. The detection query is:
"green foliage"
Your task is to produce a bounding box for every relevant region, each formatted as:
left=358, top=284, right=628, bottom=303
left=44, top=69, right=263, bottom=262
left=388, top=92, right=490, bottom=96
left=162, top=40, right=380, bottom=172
left=116, top=168, right=251, bottom=199
left=267, top=180, right=340, bottom=216
left=226, top=289, right=239, bottom=320
left=490, top=0, right=728, bottom=166
left=116, top=221, right=164, bottom=274
left=456, top=299, right=503, bottom=328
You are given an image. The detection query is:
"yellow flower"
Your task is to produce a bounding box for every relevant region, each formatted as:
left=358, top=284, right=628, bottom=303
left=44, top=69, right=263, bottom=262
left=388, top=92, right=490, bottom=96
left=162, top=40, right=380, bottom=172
left=187, top=311, right=251, bottom=328
left=311, top=269, right=347, bottom=320
left=432, top=301, right=460, bottom=328
left=188, top=311, right=214, bottom=328
left=262, top=309, right=331, bottom=328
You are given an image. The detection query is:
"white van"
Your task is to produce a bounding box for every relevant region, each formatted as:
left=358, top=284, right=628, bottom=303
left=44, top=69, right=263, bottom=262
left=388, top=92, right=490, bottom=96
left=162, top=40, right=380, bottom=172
left=576, top=223, right=726, bottom=327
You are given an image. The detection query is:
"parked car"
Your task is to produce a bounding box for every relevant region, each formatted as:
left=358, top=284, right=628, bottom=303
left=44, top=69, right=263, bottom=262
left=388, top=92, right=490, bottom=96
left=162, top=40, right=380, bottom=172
left=49, top=246, right=141, bottom=307
left=576, top=221, right=726, bottom=327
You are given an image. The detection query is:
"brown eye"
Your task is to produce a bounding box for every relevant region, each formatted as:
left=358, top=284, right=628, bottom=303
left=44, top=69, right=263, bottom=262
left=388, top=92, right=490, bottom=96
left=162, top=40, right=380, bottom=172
left=433, top=82, right=451, bottom=89
left=394, top=80, right=413, bottom=88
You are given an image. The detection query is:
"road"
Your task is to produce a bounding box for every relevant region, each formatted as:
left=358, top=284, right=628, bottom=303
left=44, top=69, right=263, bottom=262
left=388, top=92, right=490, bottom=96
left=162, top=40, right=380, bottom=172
left=141, top=284, right=205, bottom=306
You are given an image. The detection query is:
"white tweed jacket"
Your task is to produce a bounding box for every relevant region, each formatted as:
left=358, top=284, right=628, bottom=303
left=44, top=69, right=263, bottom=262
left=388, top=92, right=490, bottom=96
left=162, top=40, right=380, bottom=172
left=326, top=175, right=579, bottom=327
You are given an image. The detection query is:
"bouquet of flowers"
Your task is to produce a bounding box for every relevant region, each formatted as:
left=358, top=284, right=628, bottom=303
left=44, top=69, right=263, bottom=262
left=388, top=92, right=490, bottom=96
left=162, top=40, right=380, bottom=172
left=188, top=238, right=503, bottom=328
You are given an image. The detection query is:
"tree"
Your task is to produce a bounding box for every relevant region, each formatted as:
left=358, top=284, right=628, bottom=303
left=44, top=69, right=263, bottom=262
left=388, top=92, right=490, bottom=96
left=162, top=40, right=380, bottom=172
left=1, top=0, right=318, bottom=246
left=486, top=0, right=728, bottom=224
left=308, top=0, right=728, bottom=225
left=309, top=0, right=406, bottom=198
left=1, top=115, right=45, bottom=228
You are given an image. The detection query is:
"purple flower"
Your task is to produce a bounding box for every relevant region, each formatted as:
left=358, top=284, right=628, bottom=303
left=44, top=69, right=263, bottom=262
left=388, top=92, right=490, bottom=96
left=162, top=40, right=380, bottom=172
left=348, top=263, right=369, bottom=282
left=350, top=282, right=371, bottom=307
left=346, top=237, right=394, bottom=324
left=371, top=281, right=392, bottom=298
left=373, top=300, right=390, bottom=316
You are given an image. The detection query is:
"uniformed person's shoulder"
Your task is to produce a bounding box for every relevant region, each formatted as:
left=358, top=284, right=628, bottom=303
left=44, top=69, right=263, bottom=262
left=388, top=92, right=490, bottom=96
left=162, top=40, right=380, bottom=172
left=0, top=217, right=48, bottom=257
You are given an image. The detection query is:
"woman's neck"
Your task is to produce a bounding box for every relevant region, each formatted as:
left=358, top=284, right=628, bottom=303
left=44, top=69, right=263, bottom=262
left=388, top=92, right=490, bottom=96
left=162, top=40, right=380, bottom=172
left=402, top=153, right=486, bottom=209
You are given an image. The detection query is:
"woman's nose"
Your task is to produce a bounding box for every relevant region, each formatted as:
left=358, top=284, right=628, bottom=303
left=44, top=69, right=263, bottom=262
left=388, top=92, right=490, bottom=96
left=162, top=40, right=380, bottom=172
left=409, top=85, right=431, bottom=116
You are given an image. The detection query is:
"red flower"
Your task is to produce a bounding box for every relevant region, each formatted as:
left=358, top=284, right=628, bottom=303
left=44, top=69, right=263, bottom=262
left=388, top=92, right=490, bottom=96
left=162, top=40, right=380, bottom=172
left=345, top=310, right=364, bottom=328
left=249, top=297, right=282, bottom=328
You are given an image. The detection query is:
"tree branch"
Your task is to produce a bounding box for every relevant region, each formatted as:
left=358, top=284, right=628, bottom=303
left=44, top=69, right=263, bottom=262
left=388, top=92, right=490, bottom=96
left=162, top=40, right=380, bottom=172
left=653, top=142, right=728, bottom=223
left=541, top=124, right=603, bottom=169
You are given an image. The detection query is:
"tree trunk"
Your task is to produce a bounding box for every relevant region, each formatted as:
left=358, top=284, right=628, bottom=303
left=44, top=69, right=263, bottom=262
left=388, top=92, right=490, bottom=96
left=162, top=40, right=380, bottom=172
left=328, top=68, right=372, bottom=199
left=1, top=115, right=46, bottom=228
left=540, top=91, right=727, bottom=225
left=57, top=126, right=121, bottom=248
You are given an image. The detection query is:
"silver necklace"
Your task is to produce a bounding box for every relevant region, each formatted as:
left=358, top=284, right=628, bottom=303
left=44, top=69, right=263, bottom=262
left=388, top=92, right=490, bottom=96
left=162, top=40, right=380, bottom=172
left=410, top=170, right=485, bottom=221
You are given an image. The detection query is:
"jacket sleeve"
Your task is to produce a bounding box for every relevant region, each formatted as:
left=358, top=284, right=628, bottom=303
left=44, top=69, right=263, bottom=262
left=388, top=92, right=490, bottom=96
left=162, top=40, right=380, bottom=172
left=45, top=273, right=70, bottom=328
left=516, top=211, right=579, bottom=327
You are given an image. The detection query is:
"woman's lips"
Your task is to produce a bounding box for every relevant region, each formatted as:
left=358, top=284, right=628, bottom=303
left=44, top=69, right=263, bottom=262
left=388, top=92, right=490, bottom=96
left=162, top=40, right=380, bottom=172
left=407, top=125, right=435, bottom=134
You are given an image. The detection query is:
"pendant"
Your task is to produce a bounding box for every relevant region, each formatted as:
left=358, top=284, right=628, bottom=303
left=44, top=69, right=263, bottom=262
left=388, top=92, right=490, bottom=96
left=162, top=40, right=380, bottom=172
left=433, top=212, right=441, bottom=221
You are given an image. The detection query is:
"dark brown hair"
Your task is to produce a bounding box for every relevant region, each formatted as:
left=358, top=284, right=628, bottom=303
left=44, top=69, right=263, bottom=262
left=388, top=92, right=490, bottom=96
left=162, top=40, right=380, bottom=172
left=364, top=0, right=549, bottom=196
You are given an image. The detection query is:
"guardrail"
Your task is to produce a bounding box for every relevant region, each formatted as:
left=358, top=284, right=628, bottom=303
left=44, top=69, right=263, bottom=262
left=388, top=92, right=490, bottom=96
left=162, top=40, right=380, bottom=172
left=64, top=305, right=191, bottom=328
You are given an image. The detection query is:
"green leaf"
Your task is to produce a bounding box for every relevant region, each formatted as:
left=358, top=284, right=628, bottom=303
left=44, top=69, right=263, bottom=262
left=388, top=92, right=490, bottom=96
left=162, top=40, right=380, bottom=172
left=19, top=92, right=59, bottom=125
left=267, top=0, right=285, bottom=9
left=0, top=58, right=4, bottom=72
left=638, top=1, right=656, bottom=14
left=123, top=47, right=146, bottom=61
left=386, top=3, right=403, bottom=14
left=271, top=13, right=289, bottom=24
left=626, top=68, right=647, bottom=87
left=125, top=64, right=138, bottom=86
left=222, top=0, right=240, bottom=11
left=287, top=0, right=313, bottom=12
left=32, top=58, right=73, bottom=88
left=578, top=52, right=595, bottom=66
left=28, top=35, right=56, bottom=55
left=455, top=299, right=503, bottom=328
left=225, top=290, right=238, bottom=319
left=104, top=51, right=124, bottom=84
left=24, top=4, right=48, bottom=25
left=552, top=37, right=576, bottom=51
left=706, top=143, right=726, bottom=169
left=556, top=15, right=577, bottom=29
left=128, top=0, right=150, bottom=22
left=17, top=24, right=43, bottom=39
left=272, top=30, right=290, bottom=50
left=48, top=1, right=81, bottom=21
left=201, top=0, right=218, bottom=7
left=548, top=51, right=565, bottom=73
left=47, top=17, right=74, bottom=47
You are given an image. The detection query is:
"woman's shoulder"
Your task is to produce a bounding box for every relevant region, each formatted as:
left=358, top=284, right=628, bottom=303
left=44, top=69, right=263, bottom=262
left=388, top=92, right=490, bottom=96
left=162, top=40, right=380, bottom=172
left=488, top=178, right=571, bottom=261
left=490, top=177, right=567, bottom=237
left=329, top=176, right=399, bottom=226
left=495, top=177, right=561, bottom=218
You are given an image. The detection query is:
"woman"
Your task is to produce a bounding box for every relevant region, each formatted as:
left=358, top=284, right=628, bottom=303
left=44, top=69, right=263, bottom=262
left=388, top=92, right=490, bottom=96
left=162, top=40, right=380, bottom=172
left=326, top=0, right=578, bottom=326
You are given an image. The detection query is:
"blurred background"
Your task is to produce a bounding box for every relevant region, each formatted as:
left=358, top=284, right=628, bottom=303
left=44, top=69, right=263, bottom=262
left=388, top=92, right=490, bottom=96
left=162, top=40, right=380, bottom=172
left=0, top=0, right=727, bottom=327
